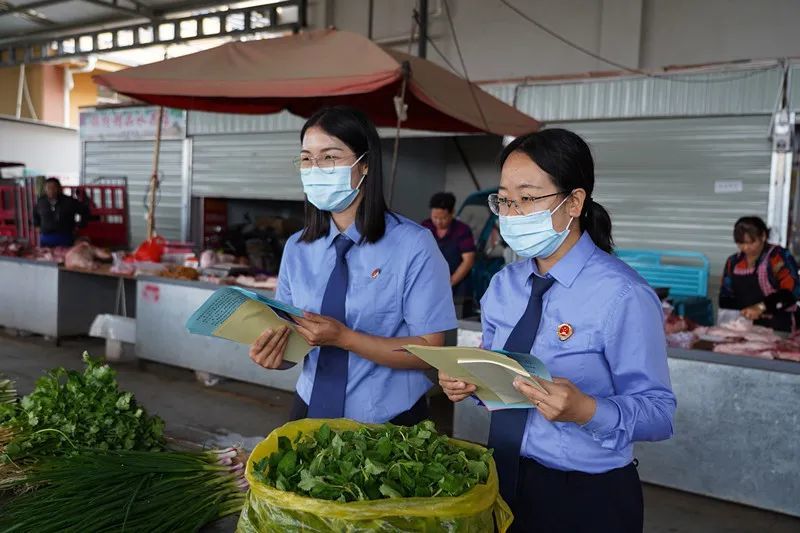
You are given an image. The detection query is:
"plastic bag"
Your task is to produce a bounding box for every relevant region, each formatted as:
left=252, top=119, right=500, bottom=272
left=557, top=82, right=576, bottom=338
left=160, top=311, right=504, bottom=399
left=133, top=236, right=166, bottom=262
left=237, top=419, right=513, bottom=533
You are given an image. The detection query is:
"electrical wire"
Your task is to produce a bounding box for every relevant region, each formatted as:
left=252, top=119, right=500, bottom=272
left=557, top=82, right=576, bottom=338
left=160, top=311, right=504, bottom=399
left=413, top=10, right=460, bottom=74
left=499, top=0, right=780, bottom=84
left=441, top=0, right=490, bottom=131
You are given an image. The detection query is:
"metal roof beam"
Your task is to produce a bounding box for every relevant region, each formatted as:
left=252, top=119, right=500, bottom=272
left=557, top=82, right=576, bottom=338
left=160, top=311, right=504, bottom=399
left=0, top=0, right=71, bottom=18
left=80, top=0, right=154, bottom=19
left=0, top=0, right=306, bottom=67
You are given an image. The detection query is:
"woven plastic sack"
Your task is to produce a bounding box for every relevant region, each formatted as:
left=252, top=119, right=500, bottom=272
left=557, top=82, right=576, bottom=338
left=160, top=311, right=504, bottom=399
left=237, top=419, right=513, bottom=532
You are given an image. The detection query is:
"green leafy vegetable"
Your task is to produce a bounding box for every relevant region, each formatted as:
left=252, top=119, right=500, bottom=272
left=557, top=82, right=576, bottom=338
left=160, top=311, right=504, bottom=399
left=252, top=420, right=492, bottom=502
left=0, top=353, right=164, bottom=460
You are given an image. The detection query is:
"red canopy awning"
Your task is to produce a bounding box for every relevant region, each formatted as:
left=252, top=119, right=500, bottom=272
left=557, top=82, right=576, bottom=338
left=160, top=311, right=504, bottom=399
left=93, top=29, right=539, bottom=136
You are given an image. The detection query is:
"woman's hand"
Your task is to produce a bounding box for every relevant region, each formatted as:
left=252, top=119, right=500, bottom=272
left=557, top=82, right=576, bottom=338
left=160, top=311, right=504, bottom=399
left=741, top=304, right=765, bottom=321
left=439, top=371, right=477, bottom=402
left=294, top=312, right=349, bottom=347
left=513, top=376, right=596, bottom=425
left=249, top=326, right=290, bottom=369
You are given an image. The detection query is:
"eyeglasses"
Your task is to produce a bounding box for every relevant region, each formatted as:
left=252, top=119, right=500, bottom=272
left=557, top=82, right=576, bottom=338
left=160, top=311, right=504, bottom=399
left=487, top=191, right=566, bottom=216
left=292, top=152, right=367, bottom=174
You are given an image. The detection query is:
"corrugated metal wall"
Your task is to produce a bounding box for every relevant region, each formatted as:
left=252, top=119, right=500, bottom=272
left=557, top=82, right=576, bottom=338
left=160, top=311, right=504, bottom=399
left=191, top=133, right=303, bottom=200
left=188, top=111, right=305, bottom=135
left=484, top=65, right=782, bottom=123
left=554, top=115, right=772, bottom=297
left=789, top=63, right=800, bottom=111
left=83, top=141, right=184, bottom=243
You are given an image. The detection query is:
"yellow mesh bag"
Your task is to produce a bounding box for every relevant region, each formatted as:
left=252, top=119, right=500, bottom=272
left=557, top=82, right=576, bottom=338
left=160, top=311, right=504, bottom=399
left=237, top=418, right=513, bottom=532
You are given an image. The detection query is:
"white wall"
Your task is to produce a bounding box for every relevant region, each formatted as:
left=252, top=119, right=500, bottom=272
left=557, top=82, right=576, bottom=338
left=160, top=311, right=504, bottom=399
left=313, top=0, right=800, bottom=80
left=0, top=116, right=79, bottom=180
left=640, top=0, right=800, bottom=68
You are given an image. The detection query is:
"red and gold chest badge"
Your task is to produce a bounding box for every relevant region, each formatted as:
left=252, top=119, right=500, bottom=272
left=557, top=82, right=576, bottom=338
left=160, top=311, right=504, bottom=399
left=371, top=268, right=381, bottom=279
left=557, top=323, right=574, bottom=341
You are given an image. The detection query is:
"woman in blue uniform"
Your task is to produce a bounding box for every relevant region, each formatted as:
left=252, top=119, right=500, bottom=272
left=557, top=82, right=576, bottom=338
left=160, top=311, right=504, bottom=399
left=249, top=106, right=457, bottom=425
left=439, top=129, right=676, bottom=532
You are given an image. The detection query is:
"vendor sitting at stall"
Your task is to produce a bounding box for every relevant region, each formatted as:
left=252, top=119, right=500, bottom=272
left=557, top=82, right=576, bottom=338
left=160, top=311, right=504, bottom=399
left=33, top=178, right=89, bottom=247
left=719, top=216, right=800, bottom=332
left=421, top=192, right=476, bottom=315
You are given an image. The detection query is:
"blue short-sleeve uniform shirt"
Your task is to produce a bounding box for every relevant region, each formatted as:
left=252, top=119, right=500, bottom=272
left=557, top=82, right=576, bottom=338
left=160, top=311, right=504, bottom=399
left=277, top=212, right=458, bottom=422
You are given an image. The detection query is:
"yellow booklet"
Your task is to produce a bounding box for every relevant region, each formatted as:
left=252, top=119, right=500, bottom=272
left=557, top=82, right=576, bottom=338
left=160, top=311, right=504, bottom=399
left=186, top=287, right=311, bottom=364
left=403, top=345, right=551, bottom=410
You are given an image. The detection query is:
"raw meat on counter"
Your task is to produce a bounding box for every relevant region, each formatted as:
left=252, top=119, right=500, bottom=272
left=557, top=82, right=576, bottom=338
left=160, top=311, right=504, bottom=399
left=64, top=241, right=112, bottom=270
left=712, top=342, right=775, bottom=359
left=234, top=274, right=277, bottom=290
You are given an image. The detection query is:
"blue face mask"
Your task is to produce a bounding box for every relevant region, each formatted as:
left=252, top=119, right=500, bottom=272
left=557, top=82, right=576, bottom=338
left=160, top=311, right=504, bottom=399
left=300, top=153, right=366, bottom=213
left=499, top=195, right=573, bottom=259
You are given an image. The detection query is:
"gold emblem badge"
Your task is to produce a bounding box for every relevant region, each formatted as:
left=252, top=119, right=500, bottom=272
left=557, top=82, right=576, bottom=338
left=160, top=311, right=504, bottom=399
left=557, top=323, right=573, bottom=341
left=371, top=268, right=381, bottom=279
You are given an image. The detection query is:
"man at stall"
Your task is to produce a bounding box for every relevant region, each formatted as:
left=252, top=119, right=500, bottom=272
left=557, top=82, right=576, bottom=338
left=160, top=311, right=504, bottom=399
left=33, top=178, right=89, bottom=247
left=719, top=216, right=800, bottom=332
left=421, top=192, right=476, bottom=316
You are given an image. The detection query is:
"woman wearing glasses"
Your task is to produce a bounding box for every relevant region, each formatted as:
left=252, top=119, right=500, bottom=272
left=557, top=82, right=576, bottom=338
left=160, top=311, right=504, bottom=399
left=249, top=106, right=456, bottom=425
left=439, top=129, right=676, bottom=532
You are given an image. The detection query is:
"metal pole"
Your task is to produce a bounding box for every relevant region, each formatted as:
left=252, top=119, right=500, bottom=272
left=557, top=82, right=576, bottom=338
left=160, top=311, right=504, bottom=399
left=367, top=0, right=374, bottom=39
left=15, top=64, right=24, bottom=118
left=146, top=106, right=164, bottom=240
left=417, top=0, right=428, bottom=58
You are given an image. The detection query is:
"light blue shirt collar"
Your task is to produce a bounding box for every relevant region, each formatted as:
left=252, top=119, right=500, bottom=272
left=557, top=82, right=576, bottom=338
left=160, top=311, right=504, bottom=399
left=325, top=217, right=363, bottom=248
left=531, top=231, right=597, bottom=288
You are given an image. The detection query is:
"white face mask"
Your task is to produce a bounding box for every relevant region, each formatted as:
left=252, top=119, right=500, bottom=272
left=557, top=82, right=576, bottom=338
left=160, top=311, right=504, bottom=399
left=300, top=153, right=366, bottom=213
left=499, top=195, right=573, bottom=258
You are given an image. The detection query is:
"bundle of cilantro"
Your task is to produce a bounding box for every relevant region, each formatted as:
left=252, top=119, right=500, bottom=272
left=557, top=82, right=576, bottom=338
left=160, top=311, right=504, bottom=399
left=0, top=353, right=164, bottom=460
left=251, top=420, right=491, bottom=502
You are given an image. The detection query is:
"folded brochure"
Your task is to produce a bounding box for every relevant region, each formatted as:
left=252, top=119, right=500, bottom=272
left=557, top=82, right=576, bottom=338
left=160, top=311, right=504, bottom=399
left=403, top=345, right=552, bottom=410
left=185, top=286, right=311, bottom=364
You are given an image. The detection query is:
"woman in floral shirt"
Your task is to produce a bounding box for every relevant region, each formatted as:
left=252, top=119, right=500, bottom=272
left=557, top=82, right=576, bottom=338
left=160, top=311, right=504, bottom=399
left=719, top=216, right=800, bottom=331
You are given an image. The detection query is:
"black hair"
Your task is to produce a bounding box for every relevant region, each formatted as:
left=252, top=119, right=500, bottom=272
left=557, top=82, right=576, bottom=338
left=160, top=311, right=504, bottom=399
left=429, top=192, right=456, bottom=212
left=734, top=216, right=769, bottom=243
left=298, top=106, right=388, bottom=244
left=499, top=128, right=614, bottom=253
left=44, top=177, right=62, bottom=188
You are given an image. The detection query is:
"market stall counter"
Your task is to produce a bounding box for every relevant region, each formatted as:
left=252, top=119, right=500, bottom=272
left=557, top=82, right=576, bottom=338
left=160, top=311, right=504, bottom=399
left=135, top=276, right=300, bottom=391
left=454, top=318, right=800, bottom=518
left=0, top=256, right=135, bottom=341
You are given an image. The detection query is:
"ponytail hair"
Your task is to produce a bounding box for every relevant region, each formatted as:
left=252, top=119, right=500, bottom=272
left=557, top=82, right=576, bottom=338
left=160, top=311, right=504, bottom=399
left=500, top=128, right=614, bottom=253
left=581, top=198, right=614, bottom=253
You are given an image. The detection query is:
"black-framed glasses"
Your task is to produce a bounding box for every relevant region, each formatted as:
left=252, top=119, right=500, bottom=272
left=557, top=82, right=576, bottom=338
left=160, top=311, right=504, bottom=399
left=487, top=191, right=566, bottom=216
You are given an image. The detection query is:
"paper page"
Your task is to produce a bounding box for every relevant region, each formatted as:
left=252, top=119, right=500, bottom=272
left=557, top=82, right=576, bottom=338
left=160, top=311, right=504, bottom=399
left=457, top=360, right=532, bottom=404
left=186, top=287, right=248, bottom=336
left=229, top=286, right=304, bottom=318
left=186, top=288, right=311, bottom=364
left=482, top=399, right=532, bottom=411
left=403, top=345, right=550, bottom=406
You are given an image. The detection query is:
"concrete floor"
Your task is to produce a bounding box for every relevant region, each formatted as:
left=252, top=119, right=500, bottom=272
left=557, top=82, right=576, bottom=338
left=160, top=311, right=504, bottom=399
left=1, top=333, right=798, bottom=533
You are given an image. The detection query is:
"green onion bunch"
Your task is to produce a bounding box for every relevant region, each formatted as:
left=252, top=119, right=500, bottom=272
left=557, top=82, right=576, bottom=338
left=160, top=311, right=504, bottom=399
left=0, top=447, right=247, bottom=533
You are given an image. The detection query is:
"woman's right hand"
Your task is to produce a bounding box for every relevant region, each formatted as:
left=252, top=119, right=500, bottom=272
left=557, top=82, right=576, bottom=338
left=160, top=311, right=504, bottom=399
left=249, top=326, right=290, bottom=369
left=439, top=371, right=477, bottom=403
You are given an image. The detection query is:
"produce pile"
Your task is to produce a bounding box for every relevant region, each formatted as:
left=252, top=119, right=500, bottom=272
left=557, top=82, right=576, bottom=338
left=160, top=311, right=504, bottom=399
left=0, top=374, right=14, bottom=405
left=0, top=355, right=247, bottom=532
left=0, top=353, right=164, bottom=460
left=0, top=448, right=246, bottom=533
left=252, top=420, right=491, bottom=502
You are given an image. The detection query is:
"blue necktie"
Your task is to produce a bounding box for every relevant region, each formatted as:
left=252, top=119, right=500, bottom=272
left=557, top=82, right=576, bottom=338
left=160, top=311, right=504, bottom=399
left=488, top=274, right=555, bottom=504
left=307, top=234, right=354, bottom=418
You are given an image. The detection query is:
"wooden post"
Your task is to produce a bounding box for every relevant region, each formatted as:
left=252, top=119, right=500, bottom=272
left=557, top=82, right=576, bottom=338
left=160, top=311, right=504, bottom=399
left=146, top=106, right=165, bottom=241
